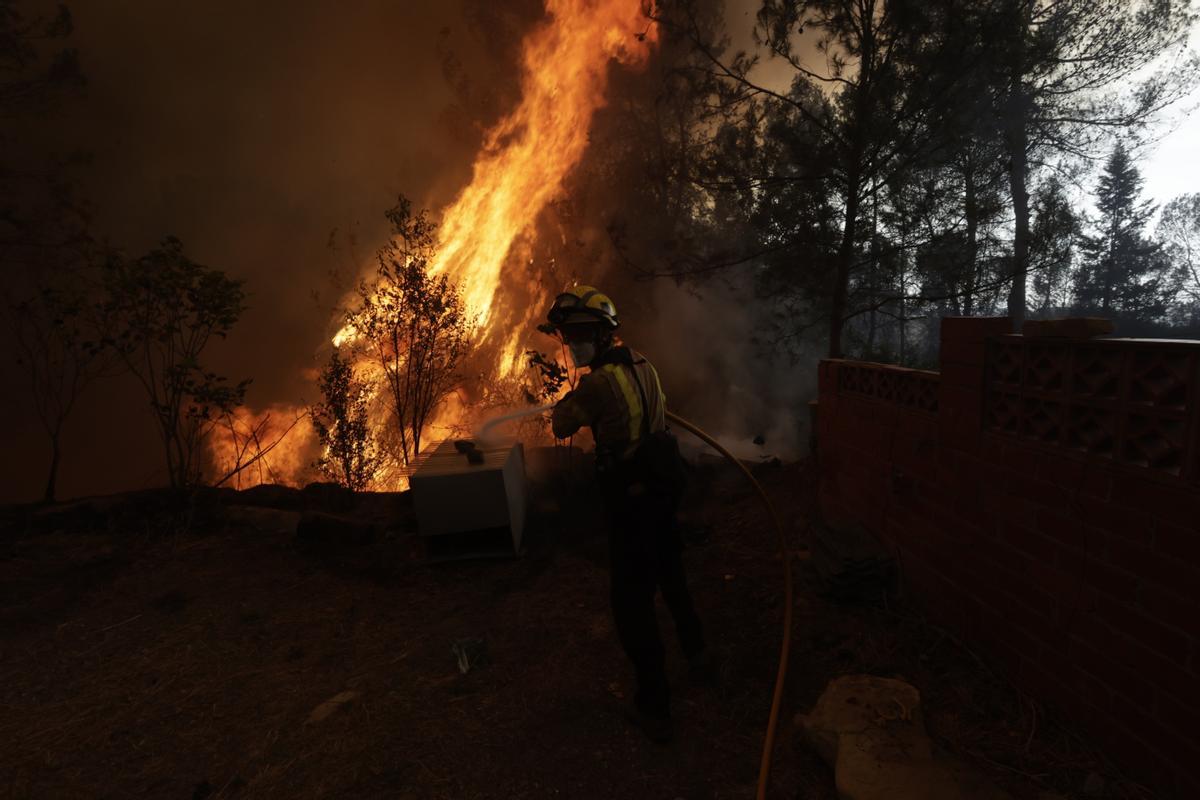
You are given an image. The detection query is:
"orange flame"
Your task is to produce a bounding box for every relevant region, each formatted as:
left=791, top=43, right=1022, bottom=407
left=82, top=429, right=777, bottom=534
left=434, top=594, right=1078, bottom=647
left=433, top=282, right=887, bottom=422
left=428, top=0, right=658, bottom=374
left=210, top=1, right=658, bottom=490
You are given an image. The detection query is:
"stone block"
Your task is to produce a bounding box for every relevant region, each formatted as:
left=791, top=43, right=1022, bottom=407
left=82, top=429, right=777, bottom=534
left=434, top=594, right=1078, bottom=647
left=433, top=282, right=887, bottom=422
left=1021, top=317, right=1115, bottom=339
left=797, top=675, right=1015, bottom=800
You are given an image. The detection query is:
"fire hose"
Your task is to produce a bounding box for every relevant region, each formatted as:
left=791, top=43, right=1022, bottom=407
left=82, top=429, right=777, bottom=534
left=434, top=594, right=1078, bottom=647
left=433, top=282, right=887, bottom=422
left=476, top=407, right=795, bottom=799
left=664, top=411, right=795, bottom=800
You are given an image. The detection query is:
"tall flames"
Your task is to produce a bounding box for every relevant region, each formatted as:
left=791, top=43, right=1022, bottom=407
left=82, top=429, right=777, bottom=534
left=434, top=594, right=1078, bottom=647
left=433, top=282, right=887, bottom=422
left=209, top=0, right=659, bottom=490
left=426, top=0, right=658, bottom=375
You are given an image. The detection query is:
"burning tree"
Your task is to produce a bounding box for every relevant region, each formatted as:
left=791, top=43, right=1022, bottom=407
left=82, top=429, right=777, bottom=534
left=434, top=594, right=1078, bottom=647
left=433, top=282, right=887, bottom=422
left=104, top=237, right=249, bottom=489
left=310, top=347, right=379, bottom=491
left=349, top=197, right=474, bottom=468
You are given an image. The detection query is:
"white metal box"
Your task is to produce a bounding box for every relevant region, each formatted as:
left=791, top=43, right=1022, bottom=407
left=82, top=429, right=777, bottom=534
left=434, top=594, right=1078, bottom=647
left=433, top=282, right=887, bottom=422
left=409, top=439, right=527, bottom=556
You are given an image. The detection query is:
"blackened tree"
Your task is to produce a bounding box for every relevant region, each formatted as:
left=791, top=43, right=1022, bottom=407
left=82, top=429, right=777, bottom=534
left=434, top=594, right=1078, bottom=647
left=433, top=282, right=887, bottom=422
left=311, top=347, right=379, bottom=491
left=349, top=197, right=474, bottom=468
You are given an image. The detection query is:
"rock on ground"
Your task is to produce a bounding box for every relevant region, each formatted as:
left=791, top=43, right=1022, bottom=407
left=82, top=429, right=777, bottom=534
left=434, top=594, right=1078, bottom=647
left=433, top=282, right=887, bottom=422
left=797, top=674, right=1015, bottom=800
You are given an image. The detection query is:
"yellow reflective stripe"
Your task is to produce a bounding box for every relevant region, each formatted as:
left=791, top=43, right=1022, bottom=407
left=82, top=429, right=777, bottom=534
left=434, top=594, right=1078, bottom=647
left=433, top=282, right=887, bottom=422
left=603, top=363, right=642, bottom=444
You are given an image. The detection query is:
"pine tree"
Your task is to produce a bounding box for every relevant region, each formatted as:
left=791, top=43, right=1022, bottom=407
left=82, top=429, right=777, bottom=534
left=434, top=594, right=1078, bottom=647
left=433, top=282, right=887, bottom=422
left=1074, top=144, right=1166, bottom=320
left=1029, top=177, right=1079, bottom=316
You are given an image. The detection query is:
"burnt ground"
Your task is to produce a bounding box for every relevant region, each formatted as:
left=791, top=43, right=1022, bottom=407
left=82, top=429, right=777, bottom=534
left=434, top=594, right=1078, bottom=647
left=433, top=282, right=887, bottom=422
left=0, top=458, right=1155, bottom=800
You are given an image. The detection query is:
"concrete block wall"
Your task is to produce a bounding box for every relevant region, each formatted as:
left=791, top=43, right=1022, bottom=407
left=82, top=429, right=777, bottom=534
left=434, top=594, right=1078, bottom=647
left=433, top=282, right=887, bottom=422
left=816, top=317, right=1200, bottom=797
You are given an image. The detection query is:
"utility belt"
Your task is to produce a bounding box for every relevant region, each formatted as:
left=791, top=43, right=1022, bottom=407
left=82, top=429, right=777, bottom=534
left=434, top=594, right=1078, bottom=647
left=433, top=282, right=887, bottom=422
left=596, top=430, right=687, bottom=505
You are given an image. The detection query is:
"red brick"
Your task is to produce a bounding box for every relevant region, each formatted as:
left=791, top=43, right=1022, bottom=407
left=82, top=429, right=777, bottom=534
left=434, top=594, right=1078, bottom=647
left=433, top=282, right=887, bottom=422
left=1135, top=551, right=1200, bottom=604
left=1094, top=595, right=1196, bottom=667
left=940, top=316, right=1013, bottom=343
left=988, top=637, right=1027, bottom=674
left=1074, top=667, right=1116, bottom=712
left=1038, top=513, right=1088, bottom=553
left=974, top=460, right=1013, bottom=495
left=978, top=434, right=1007, bottom=463
left=1109, top=693, right=1200, bottom=786
left=1117, top=639, right=1199, bottom=706
left=818, top=359, right=839, bottom=390
left=939, top=336, right=983, bottom=364
left=1155, top=690, right=1200, bottom=744
left=1138, top=583, right=1200, bottom=638
left=1011, top=526, right=1062, bottom=566
left=993, top=495, right=1044, bottom=532
left=991, top=624, right=1043, bottom=673
left=1025, top=559, right=1096, bottom=609
left=1075, top=556, right=1140, bottom=603
left=981, top=538, right=1034, bottom=579
left=938, top=383, right=982, bottom=414
left=940, top=360, right=985, bottom=388
left=1032, top=504, right=1085, bottom=541
left=1069, top=638, right=1156, bottom=708
left=1064, top=608, right=1121, bottom=657
left=1017, top=657, right=1079, bottom=711
left=1080, top=466, right=1115, bottom=501
left=999, top=445, right=1046, bottom=480
left=1111, top=474, right=1200, bottom=522
left=1154, top=518, right=1200, bottom=566
left=1011, top=475, right=1078, bottom=512
left=1097, top=529, right=1156, bottom=574
left=1034, top=450, right=1084, bottom=483
left=1075, top=501, right=1152, bottom=544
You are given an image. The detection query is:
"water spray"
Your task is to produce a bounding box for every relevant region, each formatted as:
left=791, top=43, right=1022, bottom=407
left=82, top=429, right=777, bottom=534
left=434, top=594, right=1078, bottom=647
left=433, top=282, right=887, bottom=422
left=473, top=403, right=797, bottom=799
left=473, top=403, right=556, bottom=445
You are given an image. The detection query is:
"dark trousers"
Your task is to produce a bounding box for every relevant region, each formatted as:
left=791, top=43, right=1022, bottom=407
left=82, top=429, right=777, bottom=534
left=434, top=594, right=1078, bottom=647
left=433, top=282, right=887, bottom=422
left=605, top=485, right=705, bottom=719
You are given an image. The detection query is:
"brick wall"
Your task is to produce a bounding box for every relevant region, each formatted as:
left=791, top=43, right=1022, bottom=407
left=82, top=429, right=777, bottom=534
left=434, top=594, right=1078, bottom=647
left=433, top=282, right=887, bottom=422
left=816, top=317, right=1200, bottom=797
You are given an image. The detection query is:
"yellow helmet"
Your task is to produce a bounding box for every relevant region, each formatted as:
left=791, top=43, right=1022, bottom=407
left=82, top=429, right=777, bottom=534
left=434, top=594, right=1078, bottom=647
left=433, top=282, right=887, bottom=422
left=546, top=285, right=619, bottom=329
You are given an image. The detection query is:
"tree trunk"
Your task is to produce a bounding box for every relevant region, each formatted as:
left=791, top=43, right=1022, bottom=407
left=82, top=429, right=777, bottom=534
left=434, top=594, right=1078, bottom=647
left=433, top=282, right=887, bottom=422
left=866, top=304, right=877, bottom=355
left=1004, top=3, right=1031, bottom=331
left=830, top=179, right=862, bottom=359
left=43, top=432, right=61, bottom=504
left=1006, top=116, right=1030, bottom=330
left=963, top=163, right=979, bottom=317
left=1102, top=221, right=1116, bottom=312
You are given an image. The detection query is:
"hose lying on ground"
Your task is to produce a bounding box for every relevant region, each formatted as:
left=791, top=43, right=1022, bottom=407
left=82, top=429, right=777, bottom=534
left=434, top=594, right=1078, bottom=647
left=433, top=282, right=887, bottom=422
left=665, top=411, right=796, bottom=800
left=475, top=404, right=799, bottom=799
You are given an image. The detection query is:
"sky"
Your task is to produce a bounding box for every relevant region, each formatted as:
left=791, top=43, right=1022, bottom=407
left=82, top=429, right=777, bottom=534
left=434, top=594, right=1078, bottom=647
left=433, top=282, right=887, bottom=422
left=3, top=0, right=1198, bottom=503
left=1141, top=95, right=1200, bottom=207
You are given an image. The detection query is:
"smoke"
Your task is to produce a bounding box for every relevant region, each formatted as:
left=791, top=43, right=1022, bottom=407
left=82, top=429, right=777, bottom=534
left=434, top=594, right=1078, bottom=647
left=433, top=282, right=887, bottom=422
left=1, top=0, right=541, bottom=502
left=1, top=0, right=822, bottom=502
left=631, top=276, right=820, bottom=462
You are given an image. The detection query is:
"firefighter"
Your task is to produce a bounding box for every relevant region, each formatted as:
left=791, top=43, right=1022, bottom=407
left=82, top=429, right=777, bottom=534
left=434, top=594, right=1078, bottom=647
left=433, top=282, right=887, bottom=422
left=542, top=285, right=708, bottom=743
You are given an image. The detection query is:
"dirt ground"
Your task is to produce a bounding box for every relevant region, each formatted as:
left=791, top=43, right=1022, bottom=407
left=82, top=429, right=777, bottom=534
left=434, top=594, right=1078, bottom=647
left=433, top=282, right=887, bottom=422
left=0, top=457, right=1152, bottom=799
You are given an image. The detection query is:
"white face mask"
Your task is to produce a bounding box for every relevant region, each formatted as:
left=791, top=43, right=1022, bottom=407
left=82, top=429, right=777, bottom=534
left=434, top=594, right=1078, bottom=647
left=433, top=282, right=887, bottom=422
left=568, top=341, right=596, bottom=368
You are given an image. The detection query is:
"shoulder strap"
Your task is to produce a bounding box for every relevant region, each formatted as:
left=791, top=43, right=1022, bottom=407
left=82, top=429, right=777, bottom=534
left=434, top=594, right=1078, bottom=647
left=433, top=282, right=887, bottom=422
left=627, top=359, right=651, bottom=439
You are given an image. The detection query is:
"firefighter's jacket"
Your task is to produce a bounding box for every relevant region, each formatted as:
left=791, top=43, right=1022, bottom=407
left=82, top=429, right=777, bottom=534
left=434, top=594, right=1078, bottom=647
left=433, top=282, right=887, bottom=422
left=552, top=346, right=666, bottom=462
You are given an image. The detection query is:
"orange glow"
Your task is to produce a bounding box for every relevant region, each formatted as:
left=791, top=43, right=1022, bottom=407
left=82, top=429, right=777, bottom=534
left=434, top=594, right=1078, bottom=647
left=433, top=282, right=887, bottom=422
left=206, top=404, right=318, bottom=490
left=210, top=1, right=658, bottom=490
left=336, top=0, right=657, bottom=376
left=427, top=0, right=658, bottom=375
